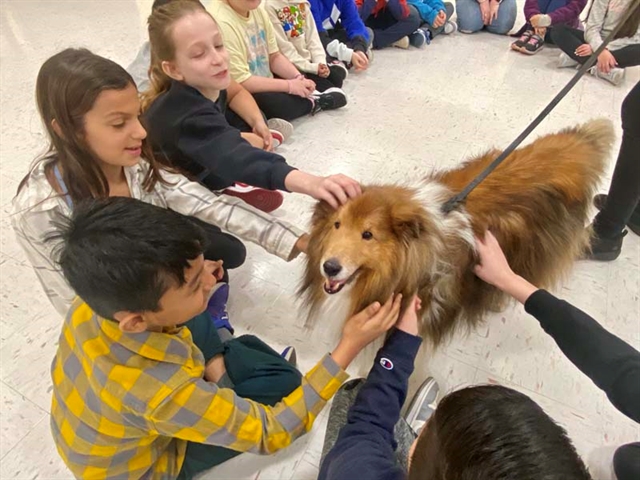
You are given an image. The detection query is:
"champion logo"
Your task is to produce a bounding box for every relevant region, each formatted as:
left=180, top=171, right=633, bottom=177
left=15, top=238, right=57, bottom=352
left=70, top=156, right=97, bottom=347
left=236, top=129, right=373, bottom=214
left=380, top=358, right=394, bottom=370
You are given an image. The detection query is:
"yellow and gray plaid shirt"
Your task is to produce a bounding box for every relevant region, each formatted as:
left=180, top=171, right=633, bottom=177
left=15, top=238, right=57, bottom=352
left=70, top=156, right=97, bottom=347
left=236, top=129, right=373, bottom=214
left=51, top=300, right=349, bottom=479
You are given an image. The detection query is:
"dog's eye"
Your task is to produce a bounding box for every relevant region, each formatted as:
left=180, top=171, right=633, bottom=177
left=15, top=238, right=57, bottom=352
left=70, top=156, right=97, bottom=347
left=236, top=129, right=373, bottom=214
left=362, top=231, right=373, bottom=240
left=334, top=221, right=340, bottom=229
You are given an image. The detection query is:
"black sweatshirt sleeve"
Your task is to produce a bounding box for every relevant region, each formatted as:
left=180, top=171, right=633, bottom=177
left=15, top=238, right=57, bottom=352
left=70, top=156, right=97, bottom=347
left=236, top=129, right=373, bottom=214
left=178, top=110, right=295, bottom=191
left=525, top=289, right=640, bottom=423
left=319, top=329, right=422, bottom=480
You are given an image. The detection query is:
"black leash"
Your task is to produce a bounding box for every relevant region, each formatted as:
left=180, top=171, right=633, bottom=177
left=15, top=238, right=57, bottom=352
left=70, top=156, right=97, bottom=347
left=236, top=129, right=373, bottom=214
left=441, top=0, right=640, bottom=214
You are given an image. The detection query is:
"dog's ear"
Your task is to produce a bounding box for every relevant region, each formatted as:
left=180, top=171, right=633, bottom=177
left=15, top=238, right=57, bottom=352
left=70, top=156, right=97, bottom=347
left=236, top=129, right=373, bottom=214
left=391, top=202, right=429, bottom=243
left=311, top=200, right=334, bottom=225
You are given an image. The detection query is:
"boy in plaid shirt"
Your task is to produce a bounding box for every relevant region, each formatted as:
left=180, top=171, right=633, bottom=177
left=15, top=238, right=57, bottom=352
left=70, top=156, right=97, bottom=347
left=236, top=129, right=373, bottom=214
left=49, top=197, right=402, bottom=479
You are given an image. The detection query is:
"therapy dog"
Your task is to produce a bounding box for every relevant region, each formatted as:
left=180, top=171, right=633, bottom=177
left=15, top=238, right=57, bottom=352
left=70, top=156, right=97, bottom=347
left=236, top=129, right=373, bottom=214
left=300, top=119, right=613, bottom=346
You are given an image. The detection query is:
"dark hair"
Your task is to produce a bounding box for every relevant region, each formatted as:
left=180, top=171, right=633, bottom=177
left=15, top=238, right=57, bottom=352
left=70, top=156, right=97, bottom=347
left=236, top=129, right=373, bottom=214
left=48, top=197, right=206, bottom=319
left=408, top=385, right=592, bottom=480
left=17, top=48, right=167, bottom=203
left=142, top=0, right=213, bottom=111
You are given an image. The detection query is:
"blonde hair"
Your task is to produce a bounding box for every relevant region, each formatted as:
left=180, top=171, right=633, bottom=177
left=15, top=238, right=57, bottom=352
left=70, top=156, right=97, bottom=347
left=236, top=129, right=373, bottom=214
left=141, top=0, right=214, bottom=111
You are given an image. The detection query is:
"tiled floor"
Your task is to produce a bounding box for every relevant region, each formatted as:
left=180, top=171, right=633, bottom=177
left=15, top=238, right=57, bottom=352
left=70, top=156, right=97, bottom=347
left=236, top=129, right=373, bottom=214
left=1, top=1, right=639, bottom=479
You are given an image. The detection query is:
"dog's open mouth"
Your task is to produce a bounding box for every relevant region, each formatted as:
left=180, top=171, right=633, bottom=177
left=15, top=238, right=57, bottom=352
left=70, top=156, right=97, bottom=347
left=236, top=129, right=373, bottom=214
left=323, top=270, right=359, bottom=295
left=324, top=279, right=346, bottom=294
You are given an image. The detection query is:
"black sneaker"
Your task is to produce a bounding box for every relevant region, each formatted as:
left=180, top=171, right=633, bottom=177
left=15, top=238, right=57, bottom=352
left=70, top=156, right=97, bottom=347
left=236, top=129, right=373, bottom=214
left=511, top=30, right=533, bottom=52
left=329, top=62, right=348, bottom=83
left=586, top=228, right=627, bottom=261
left=522, top=33, right=544, bottom=55
left=311, top=88, right=347, bottom=115
left=593, top=194, right=640, bottom=235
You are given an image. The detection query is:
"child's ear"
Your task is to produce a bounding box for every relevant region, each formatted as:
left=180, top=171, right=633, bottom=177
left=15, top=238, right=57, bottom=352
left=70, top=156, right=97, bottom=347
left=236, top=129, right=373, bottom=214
left=114, top=312, right=149, bottom=333
left=161, top=60, right=183, bottom=81
left=51, top=119, right=64, bottom=139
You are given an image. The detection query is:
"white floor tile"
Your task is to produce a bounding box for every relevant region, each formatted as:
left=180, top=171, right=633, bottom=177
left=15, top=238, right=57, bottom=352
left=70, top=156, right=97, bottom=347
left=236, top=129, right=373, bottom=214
left=0, top=382, right=47, bottom=459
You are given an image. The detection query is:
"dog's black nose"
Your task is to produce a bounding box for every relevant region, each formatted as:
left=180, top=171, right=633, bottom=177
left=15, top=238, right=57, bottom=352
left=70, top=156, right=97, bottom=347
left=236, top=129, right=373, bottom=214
left=323, top=259, right=342, bottom=277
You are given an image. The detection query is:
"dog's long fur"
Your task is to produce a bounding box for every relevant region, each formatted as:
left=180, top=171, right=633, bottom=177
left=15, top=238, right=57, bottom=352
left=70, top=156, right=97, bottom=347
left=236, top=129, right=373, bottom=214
left=300, top=120, right=613, bottom=346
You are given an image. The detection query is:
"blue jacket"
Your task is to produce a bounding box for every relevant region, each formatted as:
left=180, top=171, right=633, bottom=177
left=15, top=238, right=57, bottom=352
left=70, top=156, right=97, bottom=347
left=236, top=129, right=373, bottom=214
left=319, top=329, right=422, bottom=480
left=406, top=0, right=445, bottom=25
left=309, top=0, right=370, bottom=41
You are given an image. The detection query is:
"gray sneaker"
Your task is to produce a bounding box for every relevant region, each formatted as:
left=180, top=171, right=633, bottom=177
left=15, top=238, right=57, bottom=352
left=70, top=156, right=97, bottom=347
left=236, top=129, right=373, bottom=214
left=590, top=66, right=625, bottom=86
left=404, top=377, right=440, bottom=435
left=266, top=118, right=294, bottom=142
left=444, top=20, right=457, bottom=35
left=558, top=52, right=579, bottom=68
left=366, top=27, right=375, bottom=61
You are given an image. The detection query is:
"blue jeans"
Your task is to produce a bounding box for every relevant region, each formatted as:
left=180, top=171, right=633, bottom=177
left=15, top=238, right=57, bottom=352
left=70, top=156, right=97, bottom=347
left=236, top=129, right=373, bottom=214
left=455, top=0, right=517, bottom=35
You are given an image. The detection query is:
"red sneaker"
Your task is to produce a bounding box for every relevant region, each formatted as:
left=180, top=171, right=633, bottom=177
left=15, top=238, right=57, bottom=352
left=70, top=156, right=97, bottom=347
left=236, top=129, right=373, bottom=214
left=222, top=183, right=284, bottom=213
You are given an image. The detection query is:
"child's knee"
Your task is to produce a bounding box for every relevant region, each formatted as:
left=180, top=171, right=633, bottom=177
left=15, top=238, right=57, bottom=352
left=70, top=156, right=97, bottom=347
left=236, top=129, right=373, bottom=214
left=487, top=0, right=516, bottom=34
left=406, top=6, right=422, bottom=30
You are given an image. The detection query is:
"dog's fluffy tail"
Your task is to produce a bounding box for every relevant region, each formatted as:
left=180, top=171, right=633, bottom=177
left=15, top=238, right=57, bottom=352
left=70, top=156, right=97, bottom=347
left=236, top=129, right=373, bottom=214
left=572, top=118, right=615, bottom=159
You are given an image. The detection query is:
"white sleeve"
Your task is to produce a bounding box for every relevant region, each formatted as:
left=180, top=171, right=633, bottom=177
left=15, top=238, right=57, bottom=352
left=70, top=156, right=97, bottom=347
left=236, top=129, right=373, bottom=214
left=12, top=207, right=74, bottom=317
left=326, top=39, right=354, bottom=63
left=305, top=8, right=329, bottom=65
left=157, top=170, right=305, bottom=261
left=584, top=0, right=608, bottom=51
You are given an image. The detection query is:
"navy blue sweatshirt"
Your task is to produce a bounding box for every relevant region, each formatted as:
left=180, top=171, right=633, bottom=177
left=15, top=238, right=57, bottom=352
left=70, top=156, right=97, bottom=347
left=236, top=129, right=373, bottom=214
left=320, top=291, right=639, bottom=480
left=319, top=329, right=422, bottom=480
left=525, top=289, right=640, bottom=423
left=144, top=81, right=295, bottom=192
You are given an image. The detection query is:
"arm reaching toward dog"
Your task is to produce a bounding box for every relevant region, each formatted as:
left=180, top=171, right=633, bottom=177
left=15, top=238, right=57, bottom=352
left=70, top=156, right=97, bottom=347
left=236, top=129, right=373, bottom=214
left=473, top=231, right=538, bottom=303
left=319, top=296, right=422, bottom=480
left=332, top=294, right=403, bottom=368
left=474, top=231, right=640, bottom=423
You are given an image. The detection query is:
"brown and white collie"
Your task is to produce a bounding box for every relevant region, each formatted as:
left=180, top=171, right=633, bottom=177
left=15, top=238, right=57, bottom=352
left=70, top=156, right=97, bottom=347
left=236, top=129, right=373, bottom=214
left=299, top=119, right=613, bottom=347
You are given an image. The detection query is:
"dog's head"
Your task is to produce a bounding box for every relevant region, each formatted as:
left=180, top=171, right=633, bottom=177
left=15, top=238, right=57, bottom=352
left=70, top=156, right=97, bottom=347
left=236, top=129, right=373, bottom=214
left=301, top=186, right=437, bottom=314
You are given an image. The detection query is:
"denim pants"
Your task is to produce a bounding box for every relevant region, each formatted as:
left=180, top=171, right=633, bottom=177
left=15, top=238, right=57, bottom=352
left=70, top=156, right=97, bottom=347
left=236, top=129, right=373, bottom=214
left=456, top=0, right=517, bottom=35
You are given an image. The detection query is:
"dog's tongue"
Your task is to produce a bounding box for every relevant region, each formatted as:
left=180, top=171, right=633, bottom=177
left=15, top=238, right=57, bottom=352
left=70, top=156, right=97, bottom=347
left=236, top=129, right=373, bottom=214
left=324, top=279, right=342, bottom=294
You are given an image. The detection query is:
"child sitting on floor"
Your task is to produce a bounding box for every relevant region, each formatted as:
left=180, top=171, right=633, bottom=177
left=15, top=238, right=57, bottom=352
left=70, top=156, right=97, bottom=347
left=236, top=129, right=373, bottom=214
left=510, top=0, right=587, bottom=56
left=550, top=0, right=640, bottom=85
left=356, top=0, right=422, bottom=49
left=265, top=0, right=349, bottom=90
left=308, top=0, right=373, bottom=71
left=207, top=0, right=347, bottom=120
left=49, top=196, right=403, bottom=479
left=407, top=0, right=457, bottom=44
left=143, top=0, right=360, bottom=213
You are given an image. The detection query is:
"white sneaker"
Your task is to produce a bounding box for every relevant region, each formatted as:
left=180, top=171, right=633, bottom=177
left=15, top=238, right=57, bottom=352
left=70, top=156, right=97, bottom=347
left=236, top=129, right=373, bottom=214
left=557, top=52, right=579, bottom=68
left=404, top=377, right=440, bottom=435
left=444, top=20, right=457, bottom=35
left=266, top=118, right=294, bottom=141
left=590, top=66, right=625, bottom=86
left=391, top=36, right=410, bottom=49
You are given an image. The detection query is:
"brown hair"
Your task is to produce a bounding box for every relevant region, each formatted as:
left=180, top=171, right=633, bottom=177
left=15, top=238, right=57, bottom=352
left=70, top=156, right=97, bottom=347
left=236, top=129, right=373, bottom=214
left=141, top=0, right=213, bottom=111
left=616, top=0, right=640, bottom=39
left=584, top=0, right=640, bottom=40
left=408, top=385, right=592, bottom=480
left=18, top=48, right=167, bottom=202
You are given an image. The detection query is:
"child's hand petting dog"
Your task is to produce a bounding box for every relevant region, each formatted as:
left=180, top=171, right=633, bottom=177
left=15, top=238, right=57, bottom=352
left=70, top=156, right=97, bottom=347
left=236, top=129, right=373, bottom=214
left=332, top=294, right=402, bottom=368
left=396, top=295, right=421, bottom=336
